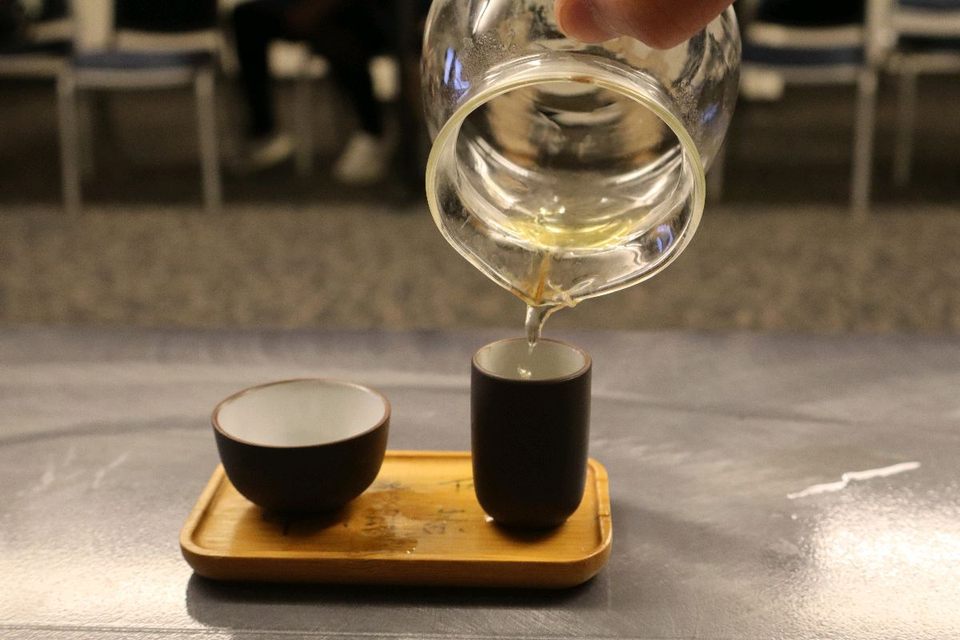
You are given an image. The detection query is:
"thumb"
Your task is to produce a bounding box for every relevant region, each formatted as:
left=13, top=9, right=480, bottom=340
left=555, top=0, right=618, bottom=43
left=556, top=0, right=731, bottom=49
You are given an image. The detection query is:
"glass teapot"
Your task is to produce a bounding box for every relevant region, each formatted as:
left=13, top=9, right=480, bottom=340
left=421, top=0, right=740, bottom=314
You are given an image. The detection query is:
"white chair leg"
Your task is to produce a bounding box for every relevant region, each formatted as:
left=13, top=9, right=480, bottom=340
left=706, top=141, right=728, bottom=204
left=893, top=70, right=918, bottom=188
left=851, top=68, right=878, bottom=222
left=57, top=69, right=82, bottom=217
left=195, top=67, right=222, bottom=214
left=294, top=53, right=315, bottom=177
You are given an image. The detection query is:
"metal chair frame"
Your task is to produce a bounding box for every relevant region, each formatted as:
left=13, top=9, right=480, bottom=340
left=0, top=9, right=75, bottom=209
left=57, top=21, right=223, bottom=215
left=867, top=0, right=960, bottom=188
left=730, top=14, right=878, bottom=220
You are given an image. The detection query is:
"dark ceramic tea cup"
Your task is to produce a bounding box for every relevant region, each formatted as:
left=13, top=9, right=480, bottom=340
left=212, top=379, right=390, bottom=513
left=471, top=338, right=591, bottom=528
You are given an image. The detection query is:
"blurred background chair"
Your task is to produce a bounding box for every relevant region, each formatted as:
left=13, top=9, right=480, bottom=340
left=870, top=0, right=960, bottom=188
left=726, top=0, right=876, bottom=219
left=58, top=0, right=222, bottom=215
left=0, top=0, right=74, bottom=204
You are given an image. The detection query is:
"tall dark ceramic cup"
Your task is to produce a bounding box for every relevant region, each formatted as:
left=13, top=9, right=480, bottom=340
left=471, top=338, right=591, bottom=528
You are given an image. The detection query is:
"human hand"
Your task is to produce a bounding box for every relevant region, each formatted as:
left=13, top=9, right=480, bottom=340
left=555, top=0, right=733, bottom=49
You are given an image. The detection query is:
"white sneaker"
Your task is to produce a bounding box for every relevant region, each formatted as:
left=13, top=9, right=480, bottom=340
left=240, top=133, right=294, bottom=172
left=333, top=131, right=390, bottom=185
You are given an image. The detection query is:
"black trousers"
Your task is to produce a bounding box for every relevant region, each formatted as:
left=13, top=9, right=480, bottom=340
left=757, top=0, right=865, bottom=26
left=232, top=0, right=387, bottom=137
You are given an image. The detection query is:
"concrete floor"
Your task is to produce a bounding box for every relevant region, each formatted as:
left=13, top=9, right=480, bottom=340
left=0, top=78, right=958, bottom=333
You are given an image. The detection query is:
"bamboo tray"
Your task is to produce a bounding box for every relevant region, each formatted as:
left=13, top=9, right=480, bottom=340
left=180, top=451, right=612, bottom=588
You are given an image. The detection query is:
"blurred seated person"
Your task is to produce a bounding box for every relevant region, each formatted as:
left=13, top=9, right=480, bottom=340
left=755, top=0, right=864, bottom=26
left=232, top=0, right=392, bottom=183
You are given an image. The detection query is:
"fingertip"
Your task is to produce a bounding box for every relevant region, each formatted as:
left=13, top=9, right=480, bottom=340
left=556, top=0, right=616, bottom=43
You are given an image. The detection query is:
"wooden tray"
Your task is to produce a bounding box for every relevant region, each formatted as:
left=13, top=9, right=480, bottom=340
left=181, top=451, right=612, bottom=588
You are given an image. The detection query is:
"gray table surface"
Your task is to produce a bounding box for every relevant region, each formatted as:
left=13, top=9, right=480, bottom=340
left=1, top=327, right=958, bottom=639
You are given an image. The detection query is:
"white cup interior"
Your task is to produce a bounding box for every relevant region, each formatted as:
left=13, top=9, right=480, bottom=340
left=474, top=339, right=588, bottom=381
left=215, top=380, right=388, bottom=447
